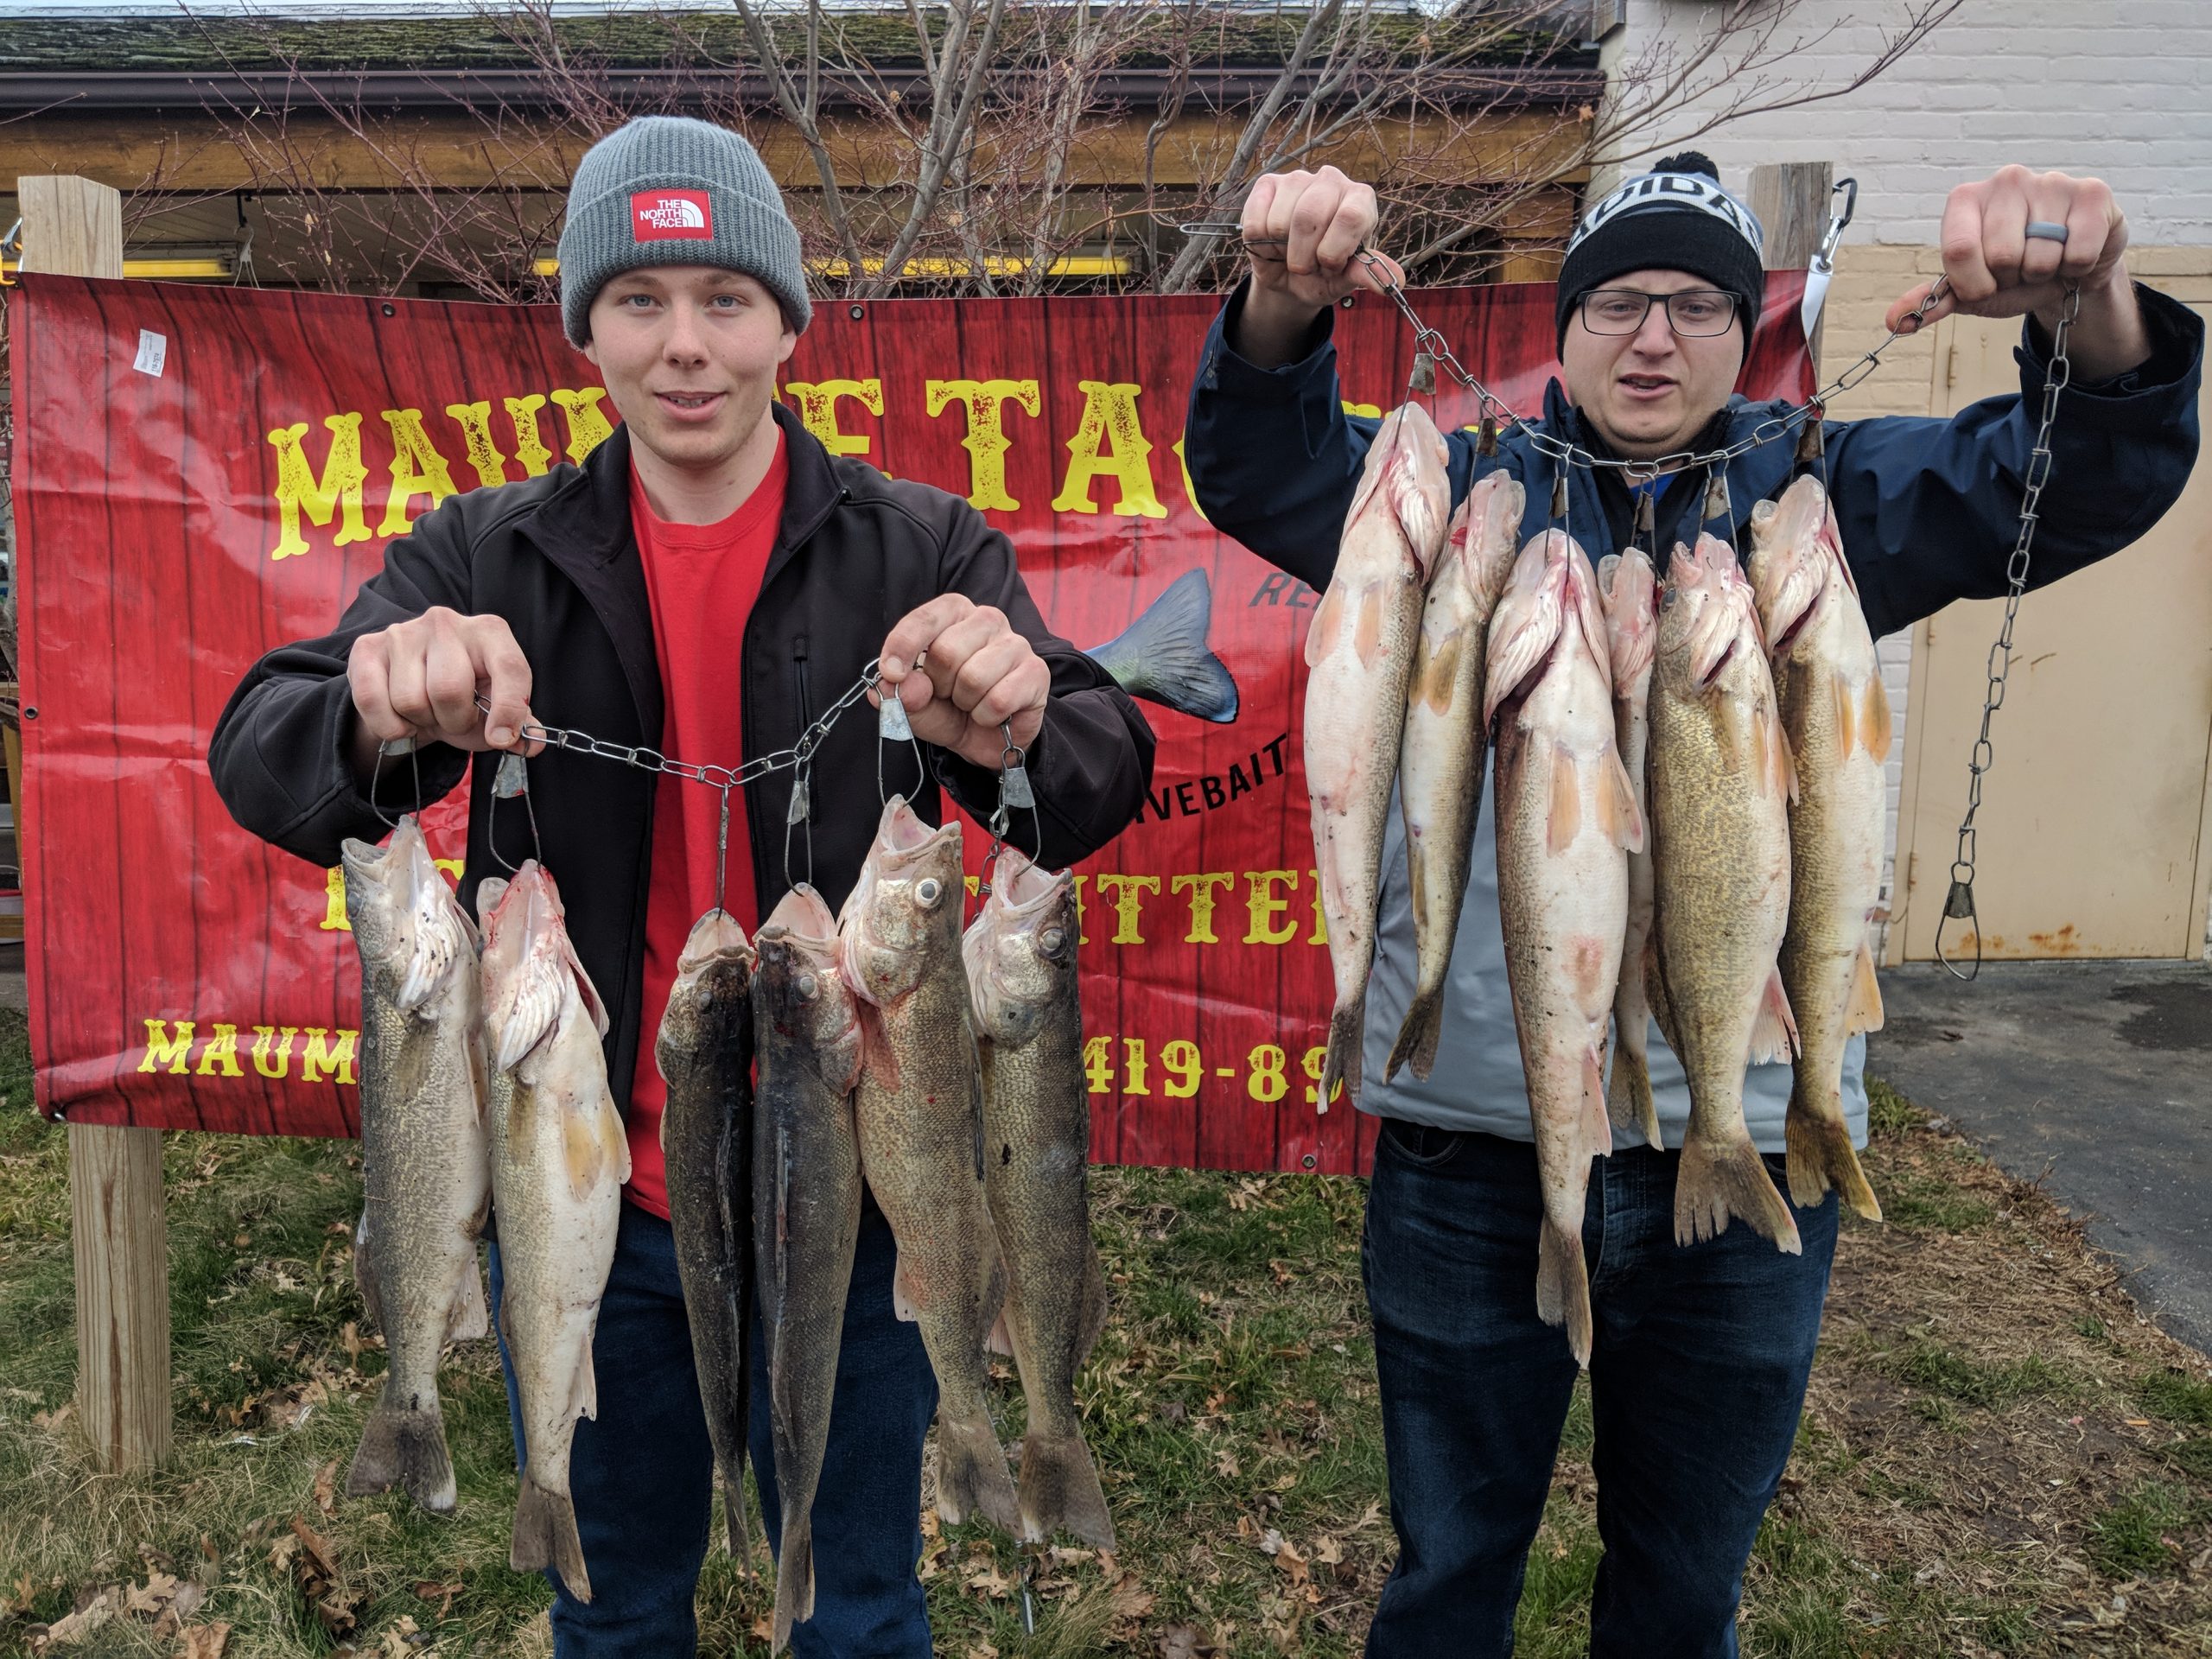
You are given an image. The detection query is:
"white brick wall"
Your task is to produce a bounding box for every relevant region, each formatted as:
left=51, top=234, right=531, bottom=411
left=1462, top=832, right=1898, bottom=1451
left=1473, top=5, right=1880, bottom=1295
left=1602, top=0, right=2212, bottom=249
left=1599, top=3, right=2212, bottom=954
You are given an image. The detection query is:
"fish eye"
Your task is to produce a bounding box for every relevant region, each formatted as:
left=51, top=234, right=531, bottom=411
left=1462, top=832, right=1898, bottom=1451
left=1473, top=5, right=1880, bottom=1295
left=914, top=877, right=943, bottom=906
left=795, top=971, right=817, bottom=1001
left=1039, top=926, right=1066, bottom=955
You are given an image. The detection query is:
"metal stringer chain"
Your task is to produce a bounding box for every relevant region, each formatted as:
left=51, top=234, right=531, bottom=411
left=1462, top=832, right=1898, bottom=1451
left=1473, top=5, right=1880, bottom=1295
left=1935, top=281, right=2082, bottom=981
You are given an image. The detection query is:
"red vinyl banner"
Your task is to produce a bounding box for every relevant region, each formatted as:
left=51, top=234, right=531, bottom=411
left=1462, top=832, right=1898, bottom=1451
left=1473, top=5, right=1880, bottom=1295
left=11, top=270, right=1811, bottom=1170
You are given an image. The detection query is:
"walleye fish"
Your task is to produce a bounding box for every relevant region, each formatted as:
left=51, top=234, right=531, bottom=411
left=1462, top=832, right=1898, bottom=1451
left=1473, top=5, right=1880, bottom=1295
left=964, top=848, right=1114, bottom=1548
left=1084, top=567, right=1240, bottom=724
left=655, top=907, right=756, bottom=1558
left=1485, top=530, right=1643, bottom=1366
left=1749, top=475, right=1887, bottom=1220
left=342, top=816, right=491, bottom=1514
left=1306, top=404, right=1453, bottom=1105
left=1599, top=546, right=1664, bottom=1148
left=1647, top=536, right=1803, bottom=1254
left=1388, top=470, right=1524, bottom=1083
left=753, top=885, right=865, bottom=1653
left=480, top=861, right=629, bottom=1601
left=842, top=798, right=1020, bottom=1531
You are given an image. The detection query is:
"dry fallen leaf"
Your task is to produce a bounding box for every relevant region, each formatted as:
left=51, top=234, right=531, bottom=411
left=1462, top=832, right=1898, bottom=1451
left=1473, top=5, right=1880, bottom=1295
left=412, top=1580, right=462, bottom=1621
left=37, top=1586, right=121, bottom=1647
left=1156, top=1625, right=1215, bottom=1659
left=30, top=1402, right=73, bottom=1433
left=125, top=1573, right=179, bottom=1618
left=314, top=1459, right=340, bottom=1516
left=1107, top=1572, right=1154, bottom=1620
left=179, top=1620, right=233, bottom=1659
left=1311, top=1535, right=1344, bottom=1567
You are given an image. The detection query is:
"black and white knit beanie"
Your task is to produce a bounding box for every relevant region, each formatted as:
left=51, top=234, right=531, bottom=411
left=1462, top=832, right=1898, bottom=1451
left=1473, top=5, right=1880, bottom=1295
left=1554, top=152, right=1765, bottom=356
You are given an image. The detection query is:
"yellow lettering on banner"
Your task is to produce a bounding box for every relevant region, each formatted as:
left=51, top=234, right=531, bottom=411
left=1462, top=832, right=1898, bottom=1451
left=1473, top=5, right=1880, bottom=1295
left=1091, top=873, right=1160, bottom=945
left=266, top=414, right=372, bottom=560
left=252, top=1026, right=298, bottom=1079
left=444, top=402, right=510, bottom=488
left=1172, top=871, right=1235, bottom=944
left=1070, top=874, right=1090, bottom=945
left=1171, top=435, right=1210, bottom=524
left=302, top=1027, right=359, bottom=1086
left=195, top=1024, right=244, bottom=1078
left=925, top=379, right=1039, bottom=511
left=322, top=859, right=462, bottom=932
left=505, top=394, right=555, bottom=477
left=137, top=1019, right=196, bottom=1075
left=1244, top=870, right=1299, bottom=945
left=376, top=409, right=461, bottom=537
left=785, top=378, right=885, bottom=465
left=550, top=387, right=614, bottom=463
left=1307, top=870, right=1329, bottom=944
left=1050, top=381, right=1167, bottom=519
left=1343, top=399, right=1383, bottom=421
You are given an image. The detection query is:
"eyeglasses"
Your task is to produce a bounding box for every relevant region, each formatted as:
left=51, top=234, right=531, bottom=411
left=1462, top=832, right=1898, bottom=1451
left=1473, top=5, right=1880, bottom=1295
left=1578, top=289, right=1739, bottom=338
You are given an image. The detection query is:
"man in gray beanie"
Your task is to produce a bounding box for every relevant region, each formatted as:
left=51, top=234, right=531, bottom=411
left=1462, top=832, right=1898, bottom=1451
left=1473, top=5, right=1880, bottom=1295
left=209, top=112, right=1154, bottom=1658
left=1179, top=156, right=2198, bottom=1656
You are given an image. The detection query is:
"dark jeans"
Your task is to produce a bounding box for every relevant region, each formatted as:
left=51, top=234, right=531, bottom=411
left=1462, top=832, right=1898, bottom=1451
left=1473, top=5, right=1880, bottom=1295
left=488, top=1197, right=938, bottom=1657
left=1361, top=1120, right=1839, bottom=1659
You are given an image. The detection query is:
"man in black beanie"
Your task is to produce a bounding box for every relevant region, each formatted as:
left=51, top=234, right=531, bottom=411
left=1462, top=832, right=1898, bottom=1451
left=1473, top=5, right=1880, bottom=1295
left=1183, top=153, right=2201, bottom=1656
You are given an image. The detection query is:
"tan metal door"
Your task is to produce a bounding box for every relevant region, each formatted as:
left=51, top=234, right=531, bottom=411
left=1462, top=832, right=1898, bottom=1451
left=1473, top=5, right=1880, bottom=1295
left=1895, top=291, right=2212, bottom=962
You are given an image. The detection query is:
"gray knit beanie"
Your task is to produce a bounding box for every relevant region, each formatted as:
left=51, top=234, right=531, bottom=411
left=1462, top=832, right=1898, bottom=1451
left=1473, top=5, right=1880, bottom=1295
left=557, top=115, right=812, bottom=345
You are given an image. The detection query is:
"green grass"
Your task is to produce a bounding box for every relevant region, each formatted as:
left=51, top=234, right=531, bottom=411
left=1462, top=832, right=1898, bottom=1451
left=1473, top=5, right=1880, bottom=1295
left=4, top=1028, right=2210, bottom=1654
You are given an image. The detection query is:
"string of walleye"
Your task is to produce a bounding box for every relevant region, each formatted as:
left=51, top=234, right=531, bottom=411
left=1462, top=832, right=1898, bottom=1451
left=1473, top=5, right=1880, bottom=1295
left=339, top=795, right=1109, bottom=1652
left=1308, top=403, right=1889, bottom=1367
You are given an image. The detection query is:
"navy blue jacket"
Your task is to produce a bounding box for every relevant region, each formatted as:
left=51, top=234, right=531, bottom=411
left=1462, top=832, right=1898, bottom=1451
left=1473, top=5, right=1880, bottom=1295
left=1185, top=280, right=2202, bottom=1150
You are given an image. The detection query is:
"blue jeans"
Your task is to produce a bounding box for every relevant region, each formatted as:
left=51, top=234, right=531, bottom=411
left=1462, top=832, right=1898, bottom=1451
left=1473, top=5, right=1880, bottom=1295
left=488, top=1197, right=938, bottom=1657
left=1360, top=1120, right=1839, bottom=1659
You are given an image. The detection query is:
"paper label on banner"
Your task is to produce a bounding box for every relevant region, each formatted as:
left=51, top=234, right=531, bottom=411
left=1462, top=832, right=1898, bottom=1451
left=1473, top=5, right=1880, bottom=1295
left=132, top=330, right=167, bottom=378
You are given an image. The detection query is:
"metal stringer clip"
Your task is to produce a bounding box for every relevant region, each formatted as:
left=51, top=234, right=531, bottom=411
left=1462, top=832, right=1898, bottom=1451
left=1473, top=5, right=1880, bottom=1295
left=488, top=749, right=542, bottom=874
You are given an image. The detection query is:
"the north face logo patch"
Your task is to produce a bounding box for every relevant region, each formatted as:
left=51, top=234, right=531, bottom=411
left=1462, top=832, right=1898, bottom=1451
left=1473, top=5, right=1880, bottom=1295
left=631, top=190, right=713, bottom=241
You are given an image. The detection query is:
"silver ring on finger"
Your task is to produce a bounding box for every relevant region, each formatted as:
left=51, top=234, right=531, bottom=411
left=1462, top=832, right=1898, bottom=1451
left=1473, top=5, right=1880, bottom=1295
left=2023, top=221, right=2069, bottom=243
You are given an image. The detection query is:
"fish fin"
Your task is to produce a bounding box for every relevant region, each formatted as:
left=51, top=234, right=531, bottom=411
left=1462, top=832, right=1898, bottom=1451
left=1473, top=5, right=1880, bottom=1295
left=890, top=1249, right=921, bottom=1323
left=856, top=1003, right=903, bottom=1094
left=512, top=1472, right=593, bottom=1602
left=1387, top=988, right=1445, bottom=1084
left=570, top=1341, right=599, bottom=1422
left=346, top=1389, right=456, bottom=1512
left=1832, top=669, right=1858, bottom=760
left=606, top=1097, right=632, bottom=1185
left=1546, top=741, right=1581, bottom=855
left=353, top=1211, right=384, bottom=1333
left=1352, top=585, right=1386, bottom=669
left=1535, top=1223, right=1594, bottom=1370
left=1582, top=1044, right=1613, bottom=1159
left=1087, top=568, right=1240, bottom=723
left=1413, top=629, right=1463, bottom=716
left=1019, top=1427, right=1116, bottom=1550
left=1674, top=1134, right=1802, bottom=1253
left=561, top=1102, right=607, bottom=1202
left=772, top=1506, right=814, bottom=1652
left=447, top=1258, right=490, bottom=1344
left=1845, top=938, right=1886, bottom=1035
left=469, top=1034, right=492, bottom=1129
left=721, top=1477, right=752, bottom=1564
left=1748, top=968, right=1801, bottom=1065
left=1863, top=674, right=1893, bottom=761
left=1319, top=992, right=1364, bottom=1111
left=1305, top=583, right=1344, bottom=669
left=1784, top=1103, right=1883, bottom=1221
left=985, top=1305, right=1016, bottom=1358
left=1605, top=1027, right=1661, bottom=1149
left=1774, top=712, right=1800, bottom=804
left=1598, top=747, right=1643, bottom=854
left=934, top=1413, right=1021, bottom=1532
left=979, top=1230, right=1009, bottom=1357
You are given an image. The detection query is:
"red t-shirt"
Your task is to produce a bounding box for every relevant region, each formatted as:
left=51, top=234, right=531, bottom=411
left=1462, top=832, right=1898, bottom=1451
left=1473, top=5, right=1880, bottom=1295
left=623, top=435, right=788, bottom=1217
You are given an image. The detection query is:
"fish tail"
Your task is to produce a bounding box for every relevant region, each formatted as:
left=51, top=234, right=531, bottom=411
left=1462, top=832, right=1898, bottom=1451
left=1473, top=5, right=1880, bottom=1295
left=934, top=1410, right=1021, bottom=1532
left=1386, top=987, right=1445, bottom=1084
left=512, top=1471, right=593, bottom=1602
left=722, top=1475, right=753, bottom=1562
left=772, top=1511, right=814, bottom=1653
left=1320, top=995, right=1365, bottom=1111
left=1535, top=1222, right=1594, bottom=1370
left=1605, top=1038, right=1661, bottom=1149
left=1087, top=569, right=1240, bottom=724
left=1018, top=1427, right=1117, bottom=1550
left=1785, top=1099, right=1883, bottom=1221
left=1674, top=1133, right=1802, bottom=1254
left=346, top=1389, right=456, bottom=1512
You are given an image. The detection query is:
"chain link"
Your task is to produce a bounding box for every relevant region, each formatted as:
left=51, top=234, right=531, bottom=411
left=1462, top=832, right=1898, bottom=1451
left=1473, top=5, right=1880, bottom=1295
left=474, top=661, right=887, bottom=795
left=1935, top=282, right=2081, bottom=981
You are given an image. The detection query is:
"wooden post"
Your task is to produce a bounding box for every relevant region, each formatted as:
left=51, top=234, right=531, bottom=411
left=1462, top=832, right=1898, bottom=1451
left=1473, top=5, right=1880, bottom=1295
left=20, top=174, right=173, bottom=1475
left=1750, top=161, right=1834, bottom=368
